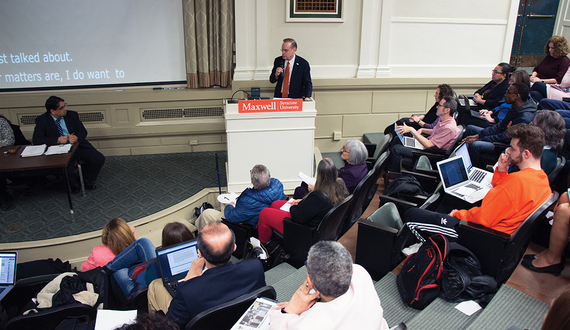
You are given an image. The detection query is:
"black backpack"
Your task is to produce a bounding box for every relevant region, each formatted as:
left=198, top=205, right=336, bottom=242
left=440, top=242, right=497, bottom=303
left=396, top=234, right=448, bottom=310
left=383, top=175, right=428, bottom=198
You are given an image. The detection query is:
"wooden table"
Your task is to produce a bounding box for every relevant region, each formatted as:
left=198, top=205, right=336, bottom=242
left=0, top=143, right=80, bottom=213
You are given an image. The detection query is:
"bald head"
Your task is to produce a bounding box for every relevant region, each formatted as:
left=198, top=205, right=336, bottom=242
left=197, top=222, right=235, bottom=266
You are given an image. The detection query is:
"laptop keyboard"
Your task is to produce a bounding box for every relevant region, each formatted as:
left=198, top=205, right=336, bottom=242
left=464, top=183, right=482, bottom=191
left=470, top=169, right=486, bottom=183
left=404, top=137, right=416, bottom=148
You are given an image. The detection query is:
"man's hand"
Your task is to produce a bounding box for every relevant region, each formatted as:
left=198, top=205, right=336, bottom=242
left=57, top=136, right=68, bottom=144
left=396, top=123, right=415, bottom=135
left=275, top=67, right=283, bottom=78
left=482, top=112, right=494, bottom=123
left=479, top=109, right=491, bottom=116
left=449, top=209, right=458, bottom=217
left=184, top=257, right=206, bottom=281
left=68, top=133, right=78, bottom=144
left=497, top=150, right=511, bottom=172
left=464, top=134, right=479, bottom=146
left=283, top=281, right=320, bottom=315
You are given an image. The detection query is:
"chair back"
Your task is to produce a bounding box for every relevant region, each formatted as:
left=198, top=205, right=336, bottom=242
left=371, top=134, right=392, bottom=161
left=314, top=195, right=354, bottom=242
left=339, top=151, right=390, bottom=238
left=185, top=286, right=276, bottom=330
left=548, top=155, right=566, bottom=185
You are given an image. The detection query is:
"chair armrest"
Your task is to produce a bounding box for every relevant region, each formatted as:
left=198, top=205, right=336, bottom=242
left=283, top=218, right=316, bottom=268
left=457, top=220, right=511, bottom=241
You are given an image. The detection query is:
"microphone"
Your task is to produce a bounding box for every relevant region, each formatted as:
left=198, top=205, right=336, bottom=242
left=280, top=58, right=286, bottom=76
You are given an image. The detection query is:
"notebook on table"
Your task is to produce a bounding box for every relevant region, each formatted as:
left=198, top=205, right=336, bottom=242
left=436, top=155, right=493, bottom=203
left=156, top=239, right=199, bottom=297
left=454, top=142, right=494, bottom=186
left=0, top=252, right=17, bottom=301
left=394, top=123, right=424, bottom=149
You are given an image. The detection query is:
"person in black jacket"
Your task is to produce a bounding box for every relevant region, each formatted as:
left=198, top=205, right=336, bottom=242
left=270, top=38, right=312, bottom=100
left=257, top=158, right=348, bottom=243
left=33, top=96, right=105, bottom=190
left=457, top=63, right=515, bottom=126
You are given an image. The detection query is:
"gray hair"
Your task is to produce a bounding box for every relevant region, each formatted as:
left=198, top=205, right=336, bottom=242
left=306, top=241, right=353, bottom=298
left=250, top=164, right=271, bottom=190
left=344, top=139, right=368, bottom=165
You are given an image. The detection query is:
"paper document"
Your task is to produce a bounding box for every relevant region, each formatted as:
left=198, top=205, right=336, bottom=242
left=279, top=198, right=295, bottom=212
left=298, top=171, right=316, bottom=186
left=94, top=309, right=137, bottom=330
left=44, top=144, right=72, bottom=155
left=455, top=300, right=482, bottom=316
left=218, top=192, right=238, bottom=204
left=231, top=297, right=277, bottom=330
left=20, top=145, right=46, bottom=157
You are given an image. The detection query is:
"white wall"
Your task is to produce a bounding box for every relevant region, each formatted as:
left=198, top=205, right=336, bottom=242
left=235, top=0, right=520, bottom=80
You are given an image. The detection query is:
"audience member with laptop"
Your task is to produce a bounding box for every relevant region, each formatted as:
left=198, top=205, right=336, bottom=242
left=147, top=221, right=265, bottom=328
left=403, top=123, right=551, bottom=240
left=386, top=95, right=461, bottom=172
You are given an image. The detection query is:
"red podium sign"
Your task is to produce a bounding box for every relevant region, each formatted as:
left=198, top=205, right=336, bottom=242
left=238, top=99, right=303, bottom=113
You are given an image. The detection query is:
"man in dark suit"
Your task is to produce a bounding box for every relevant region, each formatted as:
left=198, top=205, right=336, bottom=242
left=147, top=221, right=266, bottom=328
left=33, top=96, right=105, bottom=190
left=270, top=38, right=312, bottom=100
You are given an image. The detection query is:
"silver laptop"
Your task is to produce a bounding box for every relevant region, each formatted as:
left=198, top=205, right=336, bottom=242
left=436, top=155, right=493, bottom=203
left=0, top=252, right=17, bottom=301
left=454, top=142, right=493, bottom=186
left=394, top=123, right=424, bottom=149
left=156, top=239, right=199, bottom=297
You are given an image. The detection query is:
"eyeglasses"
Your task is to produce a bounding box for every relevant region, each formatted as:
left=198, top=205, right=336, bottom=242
left=56, top=103, right=68, bottom=110
left=505, top=91, right=518, bottom=95
left=280, top=48, right=291, bottom=53
left=492, top=70, right=504, bottom=74
left=341, top=148, right=349, bottom=153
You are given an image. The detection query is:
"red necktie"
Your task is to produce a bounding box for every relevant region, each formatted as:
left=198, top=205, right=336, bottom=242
left=282, top=61, right=290, bottom=98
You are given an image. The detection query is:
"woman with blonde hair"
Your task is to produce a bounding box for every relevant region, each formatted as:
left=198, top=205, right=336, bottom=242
left=530, top=35, right=570, bottom=102
left=82, top=218, right=137, bottom=272
left=257, top=158, right=348, bottom=243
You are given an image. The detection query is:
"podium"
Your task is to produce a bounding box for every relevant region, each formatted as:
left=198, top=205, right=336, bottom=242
left=224, top=99, right=316, bottom=192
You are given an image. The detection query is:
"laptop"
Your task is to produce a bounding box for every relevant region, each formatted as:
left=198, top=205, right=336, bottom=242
left=454, top=142, right=493, bottom=186
left=460, top=95, right=484, bottom=119
left=394, top=123, right=424, bottom=149
left=156, top=239, right=199, bottom=297
left=436, top=155, right=493, bottom=203
left=0, top=252, right=17, bottom=301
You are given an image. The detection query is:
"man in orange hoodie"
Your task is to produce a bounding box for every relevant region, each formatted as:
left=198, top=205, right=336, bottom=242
left=404, top=123, right=551, bottom=240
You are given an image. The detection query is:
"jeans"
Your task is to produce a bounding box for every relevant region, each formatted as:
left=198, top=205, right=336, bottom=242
left=531, top=82, right=547, bottom=102
left=465, top=125, right=495, bottom=168
left=106, top=237, right=156, bottom=297
left=539, top=99, right=570, bottom=110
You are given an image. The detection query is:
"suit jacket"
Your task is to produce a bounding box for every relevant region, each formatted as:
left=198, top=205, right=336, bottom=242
left=166, top=258, right=266, bottom=327
left=270, top=55, right=312, bottom=99
left=33, top=110, right=94, bottom=149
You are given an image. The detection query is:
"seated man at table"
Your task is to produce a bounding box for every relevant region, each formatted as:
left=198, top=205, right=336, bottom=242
left=385, top=95, right=460, bottom=172
left=402, top=124, right=551, bottom=240
left=33, top=96, right=105, bottom=190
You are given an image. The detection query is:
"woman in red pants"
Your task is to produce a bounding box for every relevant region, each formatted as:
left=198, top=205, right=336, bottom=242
left=257, top=158, right=348, bottom=243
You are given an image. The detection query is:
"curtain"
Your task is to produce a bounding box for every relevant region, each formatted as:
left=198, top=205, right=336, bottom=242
left=183, top=0, right=234, bottom=88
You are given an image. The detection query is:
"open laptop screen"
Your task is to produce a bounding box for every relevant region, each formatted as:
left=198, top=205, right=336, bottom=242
left=0, top=253, right=16, bottom=285
left=438, top=157, right=469, bottom=189
left=454, top=143, right=473, bottom=172
left=157, top=240, right=199, bottom=279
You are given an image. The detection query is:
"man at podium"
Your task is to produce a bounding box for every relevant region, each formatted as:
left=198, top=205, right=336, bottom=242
left=270, top=38, right=312, bottom=101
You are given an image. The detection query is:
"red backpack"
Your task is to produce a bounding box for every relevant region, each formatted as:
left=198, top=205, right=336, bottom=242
left=396, top=234, right=449, bottom=310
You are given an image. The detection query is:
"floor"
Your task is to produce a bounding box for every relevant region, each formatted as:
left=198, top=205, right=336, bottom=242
left=337, top=177, right=570, bottom=304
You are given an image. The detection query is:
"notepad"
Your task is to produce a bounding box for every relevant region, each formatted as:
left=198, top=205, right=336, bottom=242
left=298, top=171, right=316, bottom=186
left=20, top=145, right=46, bottom=157
left=44, top=144, right=72, bottom=155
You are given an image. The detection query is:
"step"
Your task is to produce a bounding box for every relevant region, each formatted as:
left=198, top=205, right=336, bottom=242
left=374, top=272, right=420, bottom=327
left=264, top=262, right=297, bottom=286
left=271, top=265, right=308, bottom=302
left=405, top=297, right=479, bottom=330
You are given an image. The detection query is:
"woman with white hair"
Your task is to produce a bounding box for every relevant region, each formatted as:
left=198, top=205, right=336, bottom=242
left=294, top=139, right=368, bottom=198
left=269, top=241, right=389, bottom=329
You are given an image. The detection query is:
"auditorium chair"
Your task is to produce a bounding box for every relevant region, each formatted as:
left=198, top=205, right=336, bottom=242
left=276, top=195, right=354, bottom=268
left=222, top=219, right=257, bottom=259
left=356, top=191, right=559, bottom=284
left=185, top=286, right=276, bottom=330
left=378, top=171, right=442, bottom=217
left=365, top=133, right=392, bottom=170
left=338, top=151, right=390, bottom=238
left=107, top=272, right=148, bottom=313
left=4, top=268, right=108, bottom=330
